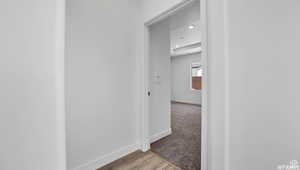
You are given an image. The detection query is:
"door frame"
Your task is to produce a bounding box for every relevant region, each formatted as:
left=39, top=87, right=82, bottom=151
left=140, top=0, right=208, bottom=170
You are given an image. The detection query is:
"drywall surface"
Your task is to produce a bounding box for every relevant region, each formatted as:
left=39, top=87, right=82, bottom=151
left=66, top=0, right=139, bottom=169
left=171, top=53, right=201, bottom=105
left=204, top=0, right=228, bottom=169
left=149, top=19, right=171, bottom=140
left=0, top=0, right=66, bottom=170
left=226, top=0, right=300, bottom=169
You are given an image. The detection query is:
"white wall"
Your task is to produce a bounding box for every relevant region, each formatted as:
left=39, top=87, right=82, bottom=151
left=171, top=53, right=201, bottom=105
left=65, top=0, right=139, bottom=169
left=226, top=0, right=300, bottom=169
left=0, top=0, right=66, bottom=170
left=149, top=19, right=171, bottom=140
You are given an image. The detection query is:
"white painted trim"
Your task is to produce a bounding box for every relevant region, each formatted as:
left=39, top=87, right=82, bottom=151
left=171, top=48, right=202, bottom=57
left=172, top=100, right=201, bottom=106
left=55, top=0, right=67, bottom=169
left=72, top=143, right=139, bottom=170
left=150, top=129, right=172, bottom=144
left=140, top=25, right=151, bottom=152
left=224, top=0, right=230, bottom=169
left=141, top=1, right=195, bottom=153
left=144, top=0, right=196, bottom=26
left=172, top=42, right=201, bottom=51
left=141, top=1, right=208, bottom=170
left=200, top=0, right=209, bottom=169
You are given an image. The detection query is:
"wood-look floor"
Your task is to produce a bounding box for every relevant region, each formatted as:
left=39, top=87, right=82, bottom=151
left=98, top=151, right=182, bottom=170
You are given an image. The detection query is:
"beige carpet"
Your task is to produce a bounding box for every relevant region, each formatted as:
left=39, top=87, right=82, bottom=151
left=98, top=151, right=182, bottom=170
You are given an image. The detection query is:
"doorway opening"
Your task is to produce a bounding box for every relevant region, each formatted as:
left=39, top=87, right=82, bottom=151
left=142, top=0, right=208, bottom=169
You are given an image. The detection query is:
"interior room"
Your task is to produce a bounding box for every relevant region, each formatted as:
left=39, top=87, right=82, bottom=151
left=95, top=1, right=202, bottom=170
left=148, top=1, right=201, bottom=170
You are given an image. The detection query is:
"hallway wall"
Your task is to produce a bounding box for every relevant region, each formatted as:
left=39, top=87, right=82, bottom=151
left=226, top=0, right=300, bottom=169
left=65, top=0, right=139, bottom=169
left=0, top=0, right=66, bottom=170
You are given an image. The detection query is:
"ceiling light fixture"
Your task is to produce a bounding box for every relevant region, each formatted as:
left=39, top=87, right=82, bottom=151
left=188, top=25, right=195, bottom=29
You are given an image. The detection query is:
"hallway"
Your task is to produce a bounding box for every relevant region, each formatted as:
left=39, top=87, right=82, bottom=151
left=151, top=102, right=201, bottom=170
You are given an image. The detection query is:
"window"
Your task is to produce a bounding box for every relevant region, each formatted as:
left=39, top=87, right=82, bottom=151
left=191, top=63, right=202, bottom=90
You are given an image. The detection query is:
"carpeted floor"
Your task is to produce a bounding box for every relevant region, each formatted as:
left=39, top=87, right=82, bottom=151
left=151, top=102, right=201, bottom=170
left=98, top=151, right=182, bottom=170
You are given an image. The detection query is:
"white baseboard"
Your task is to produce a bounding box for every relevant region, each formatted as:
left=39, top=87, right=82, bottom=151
left=72, top=143, right=139, bottom=170
left=150, top=128, right=172, bottom=143
left=171, top=100, right=201, bottom=106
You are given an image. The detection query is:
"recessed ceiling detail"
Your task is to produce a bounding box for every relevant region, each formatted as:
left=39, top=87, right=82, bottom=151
left=170, top=20, right=201, bottom=57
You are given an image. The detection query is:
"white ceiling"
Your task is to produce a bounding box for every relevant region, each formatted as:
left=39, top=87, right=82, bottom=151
left=171, top=20, right=201, bottom=50
left=169, top=0, right=201, bottom=57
